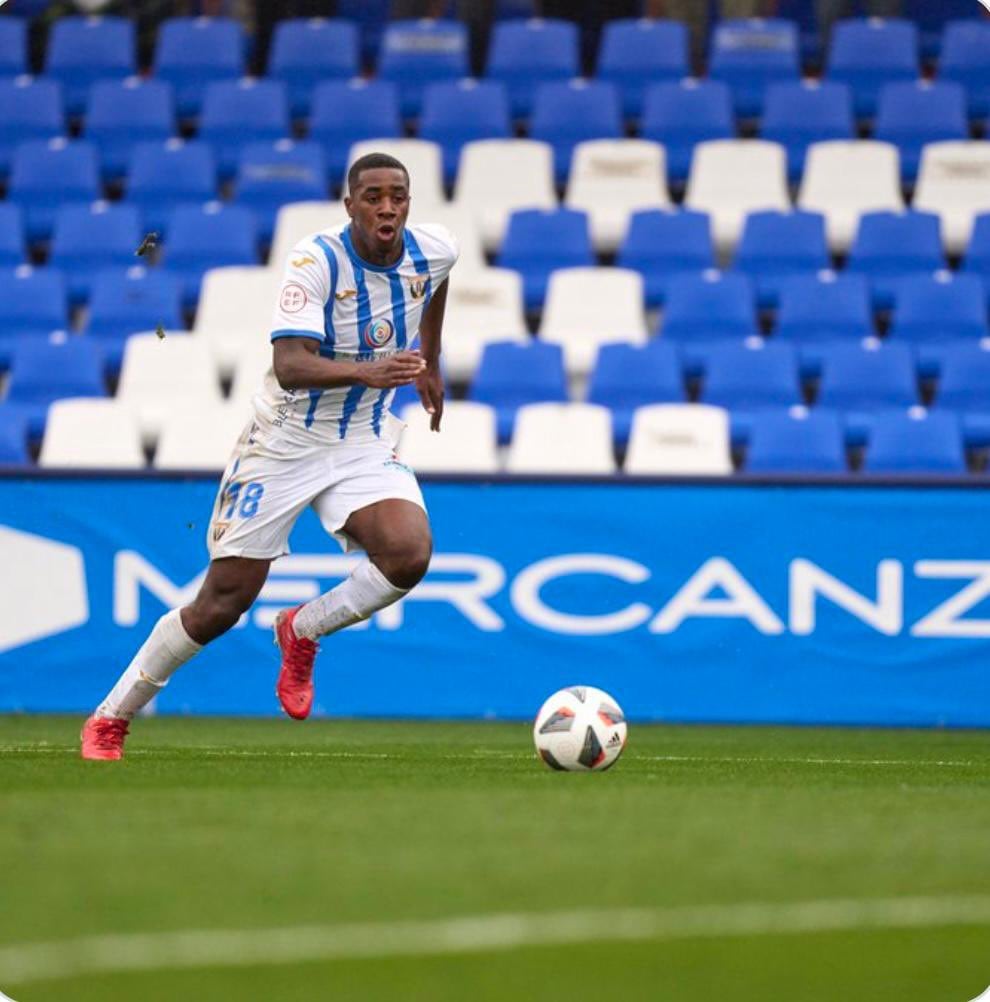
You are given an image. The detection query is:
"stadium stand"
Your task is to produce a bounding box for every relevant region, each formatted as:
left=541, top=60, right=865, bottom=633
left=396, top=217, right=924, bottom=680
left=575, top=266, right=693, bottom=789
left=699, top=340, right=803, bottom=412
left=624, top=403, right=733, bottom=475
left=962, top=214, right=990, bottom=303
left=745, top=408, right=847, bottom=473
left=125, top=139, right=217, bottom=237
left=0, top=407, right=29, bottom=465
left=863, top=409, right=966, bottom=474
left=39, top=398, right=145, bottom=468
left=938, top=19, right=990, bottom=118
left=887, top=272, right=988, bottom=347
left=268, top=201, right=348, bottom=268
left=398, top=400, right=499, bottom=473
left=660, top=271, right=759, bottom=348
left=506, top=403, right=616, bottom=474
left=816, top=342, right=919, bottom=412
left=913, top=141, right=990, bottom=257
left=153, top=405, right=247, bottom=471
left=0, top=268, right=69, bottom=368
left=0, top=205, right=26, bottom=268
left=933, top=341, right=990, bottom=414
left=0, top=17, right=27, bottom=78
left=0, top=78, right=65, bottom=179
left=345, top=139, right=445, bottom=208
left=377, top=19, right=469, bottom=119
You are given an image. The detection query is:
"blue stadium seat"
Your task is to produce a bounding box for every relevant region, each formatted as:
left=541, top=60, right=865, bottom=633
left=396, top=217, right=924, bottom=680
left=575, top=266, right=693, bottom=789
left=934, top=341, right=990, bottom=414
left=125, top=140, right=218, bottom=236
left=267, top=18, right=360, bottom=118
left=0, top=18, right=27, bottom=78
left=485, top=19, right=579, bottom=119
left=939, top=20, right=990, bottom=118
left=0, top=204, right=26, bottom=268
left=0, top=78, right=65, bottom=179
left=596, top=18, right=689, bottom=119
left=816, top=341, right=918, bottom=412
left=5, top=336, right=106, bottom=438
left=84, top=78, right=175, bottom=181
left=903, top=0, right=975, bottom=60
left=874, top=80, right=969, bottom=180
left=496, top=208, right=594, bottom=310
left=733, top=209, right=830, bottom=309
left=616, top=209, right=715, bottom=308
left=160, top=203, right=258, bottom=308
left=845, top=210, right=945, bottom=311
left=745, top=408, right=847, bottom=472
left=199, top=79, right=291, bottom=180
left=7, top=139, right=101, bottom=243
left=708, top=18, right=801, bottom=119
left=587, top=341, right=684, bottom=446
left=0, top=406, right=29, bottom=465
left=44, top=15, right=135, bottom=116
left=530, top=80, right=622, bottom=183
left=154, top=17, right=245, bottom=118
left=378, top=19, right=469, bottom=119
left=419, top=80, right=511, bottom=184
left=888, top=273, right=988, bottom=354
left=49, top=202, right=143, bottom=305
left=0, top=267, right=70, bottom=368
left=826, top=18, right=920, bottom=119
left=640, top=79, right=734, bottom=183
left=760, top=80, right=854, bottom=181
left=863, top=409, right=966, bottom=473
left=336, top=0, right=389, bottom=64
left=660, top=271, right=759, bottom=344
left=961, top=213, right=990, bottom=301
left=700, top=340, right=802, bottom=411
left=234, top=140, right=327, bottom=244
left=468, top=340, right=568, bottom=443
left=84, top=267, right=184, bottom=372
left=308, top=80, right=401, bottom=189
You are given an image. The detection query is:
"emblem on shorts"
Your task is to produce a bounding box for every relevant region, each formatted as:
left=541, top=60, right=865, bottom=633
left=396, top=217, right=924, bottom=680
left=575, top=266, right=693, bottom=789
left=212, top=522, right=230, bottom=542
left=363, top=318, right=395, bottom=349
left=409, top=278, right=427, bottom=299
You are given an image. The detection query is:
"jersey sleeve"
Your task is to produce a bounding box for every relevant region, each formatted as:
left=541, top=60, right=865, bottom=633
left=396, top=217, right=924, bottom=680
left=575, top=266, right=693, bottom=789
left=270, top=239, right=330, bottom=343
left=414, top=223, right=460, bottom=286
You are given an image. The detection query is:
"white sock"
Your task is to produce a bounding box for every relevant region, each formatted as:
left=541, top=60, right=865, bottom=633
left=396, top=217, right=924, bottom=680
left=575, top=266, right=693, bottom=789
left=95, top=609, right=203, bottom=720
left=293, top=559, right=408, bottom=640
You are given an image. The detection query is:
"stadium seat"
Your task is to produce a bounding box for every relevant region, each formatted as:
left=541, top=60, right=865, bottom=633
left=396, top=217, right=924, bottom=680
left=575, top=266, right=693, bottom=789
left=684, top=140, right=790, bottom=255
left=84, top=78, right=175, bottom=181
left=397, top=400, right=499, bottom=473
left=496, top=208, right=594, bottom=310
left=933, top=342, right=990, bottom=443
left=267, top=18, right=360, bottom=118
left=84, top=267, right=185, bottom=373
left=539, top=267, right=648, bottom=376
left=587, top=341, right=684, bottom=446
left=640, top=79, right=735, bottom=184
left=660, top=271, right=759, bottom=348
left=0, top=18, right=27, bottom=78
left=116, top=332, right=224, bottom=443
left=153, top=17, right=246, bottom=118
left=816, top=341, right=918, bottom=411
left=227, top=333, right=274, bottom=413
left=0, top=267, right=69, bottom=367
left=233, top=140, right=327, bottom=244
left=913, top=142, right=990, bottom=259
left=0, top=78, right=65, bottom=179
left=862, top=409, right=966, bottom=474
left=826, top=18, right=920, bottom=119
left=597, top=18, right=689, bottom=119
left=377, top=19, right=468, bottom=119
left=160, top=202, right=259, bottom=308
left=153, top=404, right=245, bottom=471
left=530, top=80, right=623, bottom=183
left=268, top=202, right=348, bottom=270
left=454, top=139, right=557, bottom=252
left=616, top=209, right=715, bottom=308
left=0, top=205, right=26, bottom=268
left=962, top=213, right=990, bottom=302
left=440, top=267, right=529, bottom=383
left=345, top=139, right=445, bottom=209
left=903, top=0, right=973, bottom=60
left=49, top=202, right=143, bottom=306
left=708, top=18, right=801, bottom=119
left=485, top=18, right=579, bottom=119
left=506, top=403, right=616, bottom=474
left=874, top=81, right=969, bottom=180
left=624, top=403, right=733, bottom=475
left=888, top=272, right=988, bottom=349
left=307, top=80, right=401, bottom=188
left=469, top=340, right=568, bottom=442
left=700, top=340, right=802, bottom=412
left=798, top=140, right=904, bottom=253
left=0, top=406, right=29, bottom=465
left=418, top=80, right=511, bottom=185
left=406, top=201, right=485, bottom=272
left=44, top=15, right=135, bottom=116
left=939, top=19, right=990, bottom=119
left=745, top=408, right=847, bottom=472
left=564, top=140, right=670, bottom=254
left=39, top=397, right=145, bottom=468
left=733, top=209, right=830, bottom=308
left=760, top=80, right=855, bottom=181
left=125, top=139, right=218, bottom=236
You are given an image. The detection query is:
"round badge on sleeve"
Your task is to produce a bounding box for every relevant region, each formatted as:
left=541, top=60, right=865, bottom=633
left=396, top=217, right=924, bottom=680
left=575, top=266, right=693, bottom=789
left=280, top=283, right=307, bottom=314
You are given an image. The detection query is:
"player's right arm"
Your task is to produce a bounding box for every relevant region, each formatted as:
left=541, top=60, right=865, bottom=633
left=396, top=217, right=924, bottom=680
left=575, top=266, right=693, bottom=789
left=273, top=338, right=426, bottom=391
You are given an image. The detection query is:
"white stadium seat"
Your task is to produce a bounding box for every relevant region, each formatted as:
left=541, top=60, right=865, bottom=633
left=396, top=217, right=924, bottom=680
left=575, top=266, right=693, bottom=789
left=228, top=335, right=275, bottom=413
left=194, top=266, right=282, bottom=377
left=397, top=401, right=499, bottom=473
left=116, top=333, right=224, bottom=445
left=565, top=139, right=670, bottom=253
left=913, top=141, right=990, bottom=256
left=441, top=267, right=529, bottom=382
left=454, top=139, right=557, bottom=252
left=153, top=404, right=247, bottom=471
left=268, top=201, right=348, bottom=269
left=506, top=403, right=616, bottom=474
left=346, top=138, right=446, bottom=209
left=624, top=404, right=732, bottom=475
left=798, top=140, right=904, bottom=253
left=40, top=399, right=145, bottom=469
left=539, top=267, right=648, bottom=377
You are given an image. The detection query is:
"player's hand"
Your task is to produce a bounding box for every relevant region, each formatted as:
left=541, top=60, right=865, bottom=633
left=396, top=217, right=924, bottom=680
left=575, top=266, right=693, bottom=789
left=359, top=351, right=426, bottom=389
left=416, top=364, right=444, bottom=432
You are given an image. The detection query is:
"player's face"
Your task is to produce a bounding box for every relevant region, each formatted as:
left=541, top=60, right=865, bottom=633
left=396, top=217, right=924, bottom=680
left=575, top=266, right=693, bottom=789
left=346, top=168, right=410, bottom=262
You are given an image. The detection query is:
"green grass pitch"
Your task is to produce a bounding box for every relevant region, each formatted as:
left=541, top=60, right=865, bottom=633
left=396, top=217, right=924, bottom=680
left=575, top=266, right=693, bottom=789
left=1, top=715, right=989, bottom=1001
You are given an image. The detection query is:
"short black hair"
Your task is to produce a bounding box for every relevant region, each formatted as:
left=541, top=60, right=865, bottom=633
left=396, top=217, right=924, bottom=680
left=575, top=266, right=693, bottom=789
left=347, top=153, right=410, bottom=195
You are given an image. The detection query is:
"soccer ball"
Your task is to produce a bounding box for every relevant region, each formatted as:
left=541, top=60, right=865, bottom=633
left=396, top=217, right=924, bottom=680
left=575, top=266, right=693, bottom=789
left=533, top=686, right=627, bottom=771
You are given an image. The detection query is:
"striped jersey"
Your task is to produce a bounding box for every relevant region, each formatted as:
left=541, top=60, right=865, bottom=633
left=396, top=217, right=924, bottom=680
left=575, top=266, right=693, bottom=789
left=252, top=221, right=459, bottom=452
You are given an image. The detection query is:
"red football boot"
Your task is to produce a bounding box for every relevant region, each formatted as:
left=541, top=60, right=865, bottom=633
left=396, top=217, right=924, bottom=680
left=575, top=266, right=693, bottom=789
left=274, top=605, right=319, bottom=720
left=80, top=715, right=130, bottom=761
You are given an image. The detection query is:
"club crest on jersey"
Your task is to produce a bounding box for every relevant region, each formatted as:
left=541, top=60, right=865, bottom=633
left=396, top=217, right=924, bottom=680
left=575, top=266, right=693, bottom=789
left=363, top=318, right=395, bottom=349
left=409, top=278, right=427, bottom=299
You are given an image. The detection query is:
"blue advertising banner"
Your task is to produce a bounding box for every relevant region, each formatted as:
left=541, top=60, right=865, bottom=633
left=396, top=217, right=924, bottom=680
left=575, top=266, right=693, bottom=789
left=1, top=476, right=989, bottom=727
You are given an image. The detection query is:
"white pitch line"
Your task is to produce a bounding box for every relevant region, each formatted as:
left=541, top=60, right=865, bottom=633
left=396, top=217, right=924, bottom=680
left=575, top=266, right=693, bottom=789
left=2, top=895, right=990, bottom=986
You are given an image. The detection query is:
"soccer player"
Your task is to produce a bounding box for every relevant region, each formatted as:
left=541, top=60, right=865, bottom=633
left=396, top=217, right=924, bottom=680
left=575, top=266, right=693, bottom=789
left=81, top=153, right=458, bottom=760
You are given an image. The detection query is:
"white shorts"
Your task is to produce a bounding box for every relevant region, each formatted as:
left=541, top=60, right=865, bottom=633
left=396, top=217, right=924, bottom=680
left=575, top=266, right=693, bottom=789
left=206, top=432, right=426, bottom=561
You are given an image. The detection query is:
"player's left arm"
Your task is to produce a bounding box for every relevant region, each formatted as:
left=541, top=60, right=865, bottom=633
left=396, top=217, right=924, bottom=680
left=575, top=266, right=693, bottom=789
left=416, top=277, right=449, bottom=433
